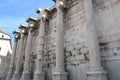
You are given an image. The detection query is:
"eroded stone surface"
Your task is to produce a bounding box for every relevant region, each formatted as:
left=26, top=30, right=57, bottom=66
left=3, top=0, right=120, bottom=80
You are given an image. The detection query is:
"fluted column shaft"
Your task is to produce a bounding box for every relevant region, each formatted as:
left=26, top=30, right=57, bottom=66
left=6, top=38, right=18, bottom=80
left=12, top=33, right=24, bottom=80
left=20, top=30, right=32, bottom=80
left=33, top=19, right=45, bottom=80
left=84, top=0, right=107, bottom=80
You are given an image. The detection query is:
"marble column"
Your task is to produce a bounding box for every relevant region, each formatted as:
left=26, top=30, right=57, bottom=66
left=33, top=8, right=49, bottom=80
left=20, top=17, right=37, bottom=80
left=12, top=25, right=27, bottom=80
left=14, top=38, right=20, bottom=71
left=84, top=0, right=107, bottom=80
left=6, top=31, right=20, bottom=80
left=53, top=0, right=68, bottom=80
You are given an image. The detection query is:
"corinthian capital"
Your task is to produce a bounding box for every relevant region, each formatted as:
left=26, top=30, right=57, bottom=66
left=26, top=16, right=37, bottom=24
left=26, top=17, right=38, bottom=32
left=19, top=24, right=28, bottom=34
left=13, top=30, right=20, bottom=40
left=56, top=1, right=64, bottom=9
left=36, top=8, right=50, bottom=21
left=56, top=0, right=67, bottom=9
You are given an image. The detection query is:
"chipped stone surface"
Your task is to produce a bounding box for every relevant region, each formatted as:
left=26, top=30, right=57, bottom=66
left=0, top=54, right=10, bottom=80
left=4, top=0, right=120, bottom=80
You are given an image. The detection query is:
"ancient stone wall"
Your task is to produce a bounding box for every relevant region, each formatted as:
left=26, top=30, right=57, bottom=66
left=43, top=11, right=57, bottom=80
left=6, top=0, right=120, bottom=80
left=38, top=0, right=120, bottom=80
left=95, top=0, right=120, bottom=80
left=0, top=54, right=10, bottom=80
left=64, top=0, right=89, bottom=80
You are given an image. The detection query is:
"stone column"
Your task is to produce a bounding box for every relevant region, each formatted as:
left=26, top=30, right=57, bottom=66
left=14, top=38, right=20, bottom=71
left=12, top=25, right=27, bottom=80
left=6, top=31, right=20, bottom=80
left=53, top=0, right=68, bottom=80
left=33, top=8, right=49, bottom=80
left=20, top=17, right=37, bottom=80
left=20, top=29, right=31, bottom=80
left=84, top=0, right=107, bottom=80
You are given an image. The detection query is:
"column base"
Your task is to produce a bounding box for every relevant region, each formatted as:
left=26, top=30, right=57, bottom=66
left=6, top=71, right=13, bottom=80
left=33, top=71, right=45, bottom=80
left=53, top=70, right=68, bottom=80
left=12, top=72, right=21, bottom=80
left=20, top=71, right=31, bottom=80
left=87, top=69, right=107, bottom=80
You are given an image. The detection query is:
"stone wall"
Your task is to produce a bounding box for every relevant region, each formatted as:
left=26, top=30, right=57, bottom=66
left=44, top=11, right=57, bottom=80
left=6, top=0, right=120, bottom=80
left=44, top=0, right=120, bottom=80
left=41, top=0, right=120, bottom=80
left=0, top=54, right=10, bottom=80
left=64, top=0, right=89, bottom=80
left=95, top=0, right=120, bottom=80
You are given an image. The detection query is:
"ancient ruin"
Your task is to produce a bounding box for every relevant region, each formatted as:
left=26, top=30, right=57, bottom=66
left=6, top=0, right=120, bottom=80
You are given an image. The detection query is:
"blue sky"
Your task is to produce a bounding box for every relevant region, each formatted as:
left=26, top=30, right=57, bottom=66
left=0, top=0, right=54, bottom=46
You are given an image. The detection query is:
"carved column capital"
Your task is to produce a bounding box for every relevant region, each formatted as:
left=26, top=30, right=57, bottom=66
left=36, top=8, right=50, bottom=23
left=13, top=30, right=20, bottom=41
left=19, top=24, right=28, bottom=34
left=56, top=1, right=64, bottom=9
left=26, top=17, right=38, bottom=32
left=56, top=0, right=67, bottom=10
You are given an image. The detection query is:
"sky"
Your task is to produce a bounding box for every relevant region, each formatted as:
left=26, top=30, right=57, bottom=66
left=0, top=0, right=54, bottom=46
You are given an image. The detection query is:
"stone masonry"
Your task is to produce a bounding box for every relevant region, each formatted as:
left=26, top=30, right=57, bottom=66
left=5, top=0, right=120, bottom=80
